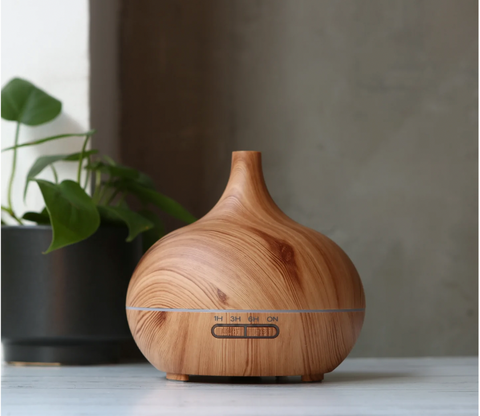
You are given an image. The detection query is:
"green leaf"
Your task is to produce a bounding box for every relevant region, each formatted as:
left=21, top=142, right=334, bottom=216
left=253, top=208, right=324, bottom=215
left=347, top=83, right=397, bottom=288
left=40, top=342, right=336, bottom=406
left=1, top=78, right=61, bottom=126
left=120, top=180, right=196, bottom=223
left=137, top=172, right=156, bottom=190
left=24, top=150, right=98, bottom=200
left=102, top=155, right=116, bottom=166
left=33, top=179, right=100, bottom=253
left=97, top=205, right=154, bottom=242
left=2, top=130, right=96, bottom=152
left=23, top=208, right=50, bottom=225
left=138, top=209, right=166, bottom=252
left=63, top=150, right=98, bottom=161
left=87, top=161, right=138, bottom=179
left=86, top=161, right=156, bottom=189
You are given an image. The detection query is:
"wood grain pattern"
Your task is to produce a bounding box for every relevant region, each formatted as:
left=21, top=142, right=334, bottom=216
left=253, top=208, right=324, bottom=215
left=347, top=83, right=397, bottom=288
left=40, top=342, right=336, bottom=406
left=166, top=373, right=189, bottom=381
left=301, top=374, right=324, bottom=383
left=127, top=310, right=364, bottom=378
left=126, top=151, right=365, bottom=380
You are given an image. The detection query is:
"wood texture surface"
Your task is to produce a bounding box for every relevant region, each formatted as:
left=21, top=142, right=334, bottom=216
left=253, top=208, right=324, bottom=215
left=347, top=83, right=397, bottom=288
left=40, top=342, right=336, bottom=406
left=166, top=373, right=189, bottom=381
left=301, top=374, right=324, bottom=383
left=127, top=310, right=364, bottom=378
left=126, top=151, right=365, bottom=378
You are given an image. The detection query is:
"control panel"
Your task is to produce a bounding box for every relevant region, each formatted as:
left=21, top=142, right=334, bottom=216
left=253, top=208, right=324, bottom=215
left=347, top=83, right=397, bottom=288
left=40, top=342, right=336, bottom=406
left=211, top=324, right=279, bottom=339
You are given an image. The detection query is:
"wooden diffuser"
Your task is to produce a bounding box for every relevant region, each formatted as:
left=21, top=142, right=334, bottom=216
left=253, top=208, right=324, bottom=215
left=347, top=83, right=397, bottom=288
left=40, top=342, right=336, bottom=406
left=126, top=151, right=365, bottom=382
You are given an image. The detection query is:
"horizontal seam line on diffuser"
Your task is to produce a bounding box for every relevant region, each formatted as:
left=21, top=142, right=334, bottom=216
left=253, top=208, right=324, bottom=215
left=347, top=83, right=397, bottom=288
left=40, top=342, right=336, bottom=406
left=125, top=307, right=365, bottom=313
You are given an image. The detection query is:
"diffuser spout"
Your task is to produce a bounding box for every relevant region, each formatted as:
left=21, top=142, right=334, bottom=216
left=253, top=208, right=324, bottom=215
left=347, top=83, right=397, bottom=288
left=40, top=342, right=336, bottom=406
left=216, top=151, right=275, bottom=209
left=228, top=151, right=265, bottom=191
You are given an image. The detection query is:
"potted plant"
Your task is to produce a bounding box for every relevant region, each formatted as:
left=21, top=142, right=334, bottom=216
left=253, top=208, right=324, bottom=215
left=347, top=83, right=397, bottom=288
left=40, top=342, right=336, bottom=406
left=1, top=78, right=195, bottom=364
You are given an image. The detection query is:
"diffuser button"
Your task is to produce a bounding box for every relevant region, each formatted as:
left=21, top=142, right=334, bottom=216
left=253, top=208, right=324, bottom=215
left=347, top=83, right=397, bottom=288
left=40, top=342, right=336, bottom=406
left=246, top=326, right=278, bottom=338
left=211, top=324, right=279, bottom=339
left=213, top=325, right=244, bottom=338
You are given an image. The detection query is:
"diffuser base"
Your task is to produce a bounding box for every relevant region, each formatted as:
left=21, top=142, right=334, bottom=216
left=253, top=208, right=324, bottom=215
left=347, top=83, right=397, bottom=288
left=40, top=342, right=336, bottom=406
left=301, top=374, right=324, bottom=382
left=127, top=309, right=365, bottom=378
left=166, top=373, right=190, bottom=381
left=165, top=373, right=324, bottom=382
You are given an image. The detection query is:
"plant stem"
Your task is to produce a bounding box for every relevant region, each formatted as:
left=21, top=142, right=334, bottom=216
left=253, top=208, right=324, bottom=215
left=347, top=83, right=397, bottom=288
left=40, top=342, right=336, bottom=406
left=98, top=180, right=113, bottom=205
left=51, top=165, right=59, bottom=183
left=92, top=170, right=102, bottom=203
left=77, top=134, right=91, bottom=184
left=116, top=192, right=127, bottom=207
left=83, top=155, right=92, bottom=191
left=1, top=206, right=22, bottom=225
left=105, top=189, right=120, bottom=206
left=6, top=122, right=23, bottom=225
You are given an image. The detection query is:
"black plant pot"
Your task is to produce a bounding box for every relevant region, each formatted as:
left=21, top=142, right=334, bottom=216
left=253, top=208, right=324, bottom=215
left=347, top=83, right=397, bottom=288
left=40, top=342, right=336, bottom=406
left=1, top=225, right=142, bottom=365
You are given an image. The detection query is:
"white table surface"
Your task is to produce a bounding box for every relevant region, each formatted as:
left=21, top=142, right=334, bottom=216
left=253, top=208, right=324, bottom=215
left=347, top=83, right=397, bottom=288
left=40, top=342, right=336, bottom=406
left=2, top=357, right=477, bottom=416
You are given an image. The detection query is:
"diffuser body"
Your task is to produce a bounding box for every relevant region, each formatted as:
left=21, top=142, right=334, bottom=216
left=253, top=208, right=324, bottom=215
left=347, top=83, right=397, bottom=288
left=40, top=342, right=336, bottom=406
left=126, top=151, right=365, bottom=381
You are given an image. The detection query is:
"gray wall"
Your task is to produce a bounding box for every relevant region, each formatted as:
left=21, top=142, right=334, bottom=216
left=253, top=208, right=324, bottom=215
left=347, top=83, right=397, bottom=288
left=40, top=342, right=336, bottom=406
left=90, top=0, right=121, bottom=161
left=118, top=0, right=477, bottom=356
